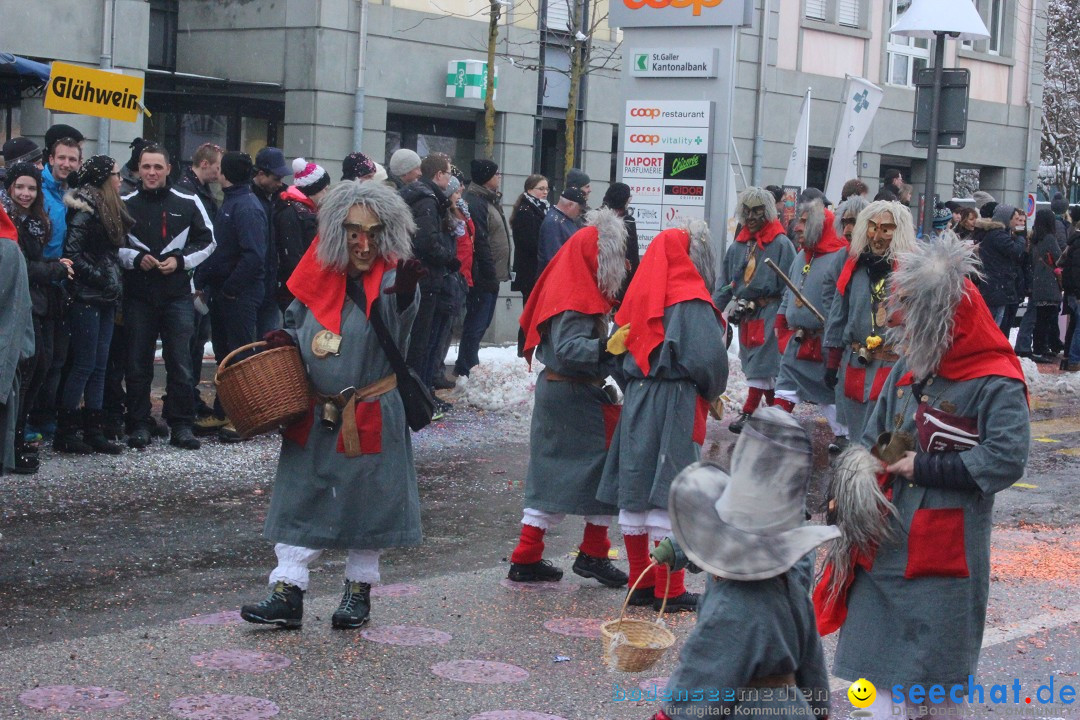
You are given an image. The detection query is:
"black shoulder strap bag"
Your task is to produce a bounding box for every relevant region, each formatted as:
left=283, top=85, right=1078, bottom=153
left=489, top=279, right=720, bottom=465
left=362, top=291, right=436, bottom=432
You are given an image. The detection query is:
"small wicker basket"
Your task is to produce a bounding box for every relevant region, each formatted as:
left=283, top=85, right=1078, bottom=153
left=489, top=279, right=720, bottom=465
left=600, top=561, right=676, bottom=673
left=214, top=341, right=312, bottom=438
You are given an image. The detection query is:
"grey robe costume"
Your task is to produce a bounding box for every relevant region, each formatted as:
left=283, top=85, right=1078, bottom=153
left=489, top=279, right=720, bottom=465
left=834, top=361, right=1029, bottom=687
left=0, top=240, right=34, bottom=472
left=263, top=271, right=423, bottom=550
left=715, top=228, right=795, bottom=379
left=596, top=301, right=728, bottom=511
left=663, top=556, right=830, bottom=718
left=525, top=311, right=620, bottom=516
left=824, top=263, right=898, bottom=442
left=775, top=247, right=847, bottom=405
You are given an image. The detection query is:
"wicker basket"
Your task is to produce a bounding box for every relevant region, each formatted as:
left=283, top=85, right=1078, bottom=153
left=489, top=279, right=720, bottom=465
left=600, top=561, right=676, bottom=673
left=214, top=341, right=312, bottom=438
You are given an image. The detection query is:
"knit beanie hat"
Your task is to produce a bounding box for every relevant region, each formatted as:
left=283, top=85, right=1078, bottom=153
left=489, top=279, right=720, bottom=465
left=292, top=157, right=330, bottom=196
left=220, top=151, right=254, bottom=185
left=342, top=151, right=378, bottom=181
left=125, top=137, right=151, bottom=173
left=932, top=205, right=952, bottom=229
left=71, top=155, right=115, bottom=189
left=565, top=168, right=590, bottom=189
left=2, top=137, right=41, bottom=165
left=602, top=182, right=631, bottom=211
left=1051, top=192, right=1068, bottom=214
left=470, top=158, right=498, bottom=185
left=971, top=190, right=995, bottom=209
left=388, top=149, right=422, bottom=178
left=3, top=161, right=41, bottom=191
left=980, top=201, right=998, bottom=219
left=444, top=175, right=461, bottom=197
left=44, top=123, right=84, bottom=154
left=992, top=203, right=1018, bottom=227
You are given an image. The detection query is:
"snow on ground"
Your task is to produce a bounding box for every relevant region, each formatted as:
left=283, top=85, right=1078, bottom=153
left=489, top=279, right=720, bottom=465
left=1021, top=356, right=1080, bottom=396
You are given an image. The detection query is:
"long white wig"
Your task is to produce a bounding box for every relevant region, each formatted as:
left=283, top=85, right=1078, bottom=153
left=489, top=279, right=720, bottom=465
left=684, top=219, right=717, bottom=294
left=833, top=196, right=869, bottom=237
left=886, top=230, right=982, bottom=381
left=797, top=199, right=825, bottom=247
left=316, top=180, right=415, bottom=272
left=585, top=207, right=629, bottom=300
left=736, top=186, right=779, bottom=225
left=848, top=200, right=916, bottom=259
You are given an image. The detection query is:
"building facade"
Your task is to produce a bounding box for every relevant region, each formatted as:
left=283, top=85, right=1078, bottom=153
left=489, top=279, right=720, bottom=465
left=0, top=0, right=1047, bottom=343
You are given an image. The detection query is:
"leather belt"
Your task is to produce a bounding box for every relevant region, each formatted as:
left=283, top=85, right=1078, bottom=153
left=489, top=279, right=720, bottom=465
left=793, top=326, right=822, bottom=337
left=851, top=342, right=899, bottom=362
left=545, top=370, right=605, bottom=387
left=748, top=673, right=797, bottom=688
left=315, top=374, right=396, bottom=458
left=754, top=294, right=783, bottom=306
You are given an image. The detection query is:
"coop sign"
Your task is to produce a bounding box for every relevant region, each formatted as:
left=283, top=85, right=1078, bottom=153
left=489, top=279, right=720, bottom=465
left=45, top=61, right=144, bottom=123
left=610, top=0, right=751, bottom=28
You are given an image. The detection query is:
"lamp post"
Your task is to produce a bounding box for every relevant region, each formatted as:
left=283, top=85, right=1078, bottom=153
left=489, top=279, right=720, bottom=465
left=890, top=0, right=989, bottom=238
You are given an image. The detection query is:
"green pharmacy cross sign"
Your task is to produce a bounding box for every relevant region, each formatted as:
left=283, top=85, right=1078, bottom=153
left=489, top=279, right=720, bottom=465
left=446, top=60, right=498, bottom=101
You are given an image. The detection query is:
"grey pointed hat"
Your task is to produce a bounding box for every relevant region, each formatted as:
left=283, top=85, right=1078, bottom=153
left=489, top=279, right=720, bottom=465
left=669, top=407, right=841, bottom=581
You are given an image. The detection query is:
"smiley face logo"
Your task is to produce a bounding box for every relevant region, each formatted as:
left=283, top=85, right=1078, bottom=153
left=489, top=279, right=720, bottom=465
left=848, top=678, right=876, bottom=708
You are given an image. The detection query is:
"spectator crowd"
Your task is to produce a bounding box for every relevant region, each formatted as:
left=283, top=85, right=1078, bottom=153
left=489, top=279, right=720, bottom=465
left=1, top=125, right=635, bottom=476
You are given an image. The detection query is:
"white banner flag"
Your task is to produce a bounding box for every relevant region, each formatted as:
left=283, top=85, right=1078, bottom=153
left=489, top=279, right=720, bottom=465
left=824, top=76, right=884, bottom=205
left=783, top=88, right=811, bottom=189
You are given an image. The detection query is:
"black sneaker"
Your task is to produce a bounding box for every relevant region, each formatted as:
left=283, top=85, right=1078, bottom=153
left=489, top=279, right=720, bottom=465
left=169, top=426, right=202, bottom=450
left=828, top=435, right=849, bottom=454
left=625, top=586, right=656, bottom=607
left=240, top=581, right=304, bottom=629
left=655, top=591, right=699, bottom=613
left=507, top=559, right=564, bottom=582
left=127, top=427, right=151, bottom=449
left=728, top=411, right=752, bottom=434
left=572, top=552, right=629, bottom=588
left=12, top=447, right=39, bottom=475
left=331, top=580, right=371, bottom=629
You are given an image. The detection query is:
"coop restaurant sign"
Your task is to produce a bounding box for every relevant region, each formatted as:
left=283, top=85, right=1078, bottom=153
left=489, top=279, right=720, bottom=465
left=609, top=0, right=751, bottom=29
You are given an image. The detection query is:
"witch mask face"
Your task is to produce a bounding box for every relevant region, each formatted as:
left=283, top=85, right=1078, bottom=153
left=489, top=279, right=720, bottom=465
left=742, top=201, right=767, bottom=234
left=866, top=211, right=896, bottom=256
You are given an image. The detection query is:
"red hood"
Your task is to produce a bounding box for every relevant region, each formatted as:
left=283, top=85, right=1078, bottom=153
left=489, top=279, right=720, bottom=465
left=0, top=204, right=17, bottom=244
left=285, top=239, right=390, bottom=333
left=519, top=225, right=614, bottom=365
left=614, top=227, right=720, bottom=375
left=281, top=185, right=318, bottom=212
left=735, top=218, right=785, bottom=248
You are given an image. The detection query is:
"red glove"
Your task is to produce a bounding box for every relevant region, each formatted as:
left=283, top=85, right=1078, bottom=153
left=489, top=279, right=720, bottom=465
left=263, top=329, right=294, bottom=349
left=383, top=258, right=428, bottom=297
left=826, top=345, right=843, bottom=370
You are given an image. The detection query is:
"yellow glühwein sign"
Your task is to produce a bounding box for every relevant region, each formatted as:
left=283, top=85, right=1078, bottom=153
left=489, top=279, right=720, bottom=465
left=44, top=61, right=144, bottom=123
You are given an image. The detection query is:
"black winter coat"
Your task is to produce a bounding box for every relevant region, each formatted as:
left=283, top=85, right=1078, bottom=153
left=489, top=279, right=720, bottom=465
left=175, top=167, right=219, bottom=219
left=272, top=191, right=318, bottom=309
left=1059, top=228, right=1080, bottom=298
left=400, top=178, right=457, bottom=292
left=63, top=190, right=124, bottom=308
left=0, top=191, right=66, bottom=316
left=121, top=183, right=216, bottom=303
left=198, top=184, right=266, bottom=302
left=510, top=195, right=546, bottom=295
left=464, top=184, right=502, bottom=294
left=975, top=219, right=1026, bottom=307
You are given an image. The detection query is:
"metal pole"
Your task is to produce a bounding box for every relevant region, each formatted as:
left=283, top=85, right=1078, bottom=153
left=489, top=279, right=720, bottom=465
left=921, top=31, right=946, bottom=239
left=751, top=0, right=770, bottom=185
left=98, top=0, right=115, bottom=155
left=352, top=0, right=369, bottom=152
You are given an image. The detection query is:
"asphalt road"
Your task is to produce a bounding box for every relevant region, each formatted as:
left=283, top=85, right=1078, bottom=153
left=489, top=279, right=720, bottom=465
left=1, top=370, right=1078, bottom=719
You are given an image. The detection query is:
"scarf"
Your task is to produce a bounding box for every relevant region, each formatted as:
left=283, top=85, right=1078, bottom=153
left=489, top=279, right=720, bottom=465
left=614, top=227, right=718, bottom=375
left=735, top=218, right=785, bottom=248
left=286, top=239, right=390, bottom=334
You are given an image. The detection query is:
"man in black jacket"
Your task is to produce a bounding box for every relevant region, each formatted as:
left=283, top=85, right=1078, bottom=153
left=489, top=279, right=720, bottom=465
left=458, top=159, right=507, bottom=378
left=251, top=147, right=291, bottom=336
left=400, top=153, right=457, bottom=381
left=195, top=152, right=269, bottom=438
left=120, top=145, right=216, bottom=450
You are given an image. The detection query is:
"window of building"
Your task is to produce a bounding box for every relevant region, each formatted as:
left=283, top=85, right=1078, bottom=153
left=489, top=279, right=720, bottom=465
left=545, top=0, right=572, bottom=32
left=148, top=0, right=179, bottom=71
left=804, top=0, right=862, bottom=28
left=960, top=0, right=1006, bottom=55
left=887, top=0, right=930, bottom=87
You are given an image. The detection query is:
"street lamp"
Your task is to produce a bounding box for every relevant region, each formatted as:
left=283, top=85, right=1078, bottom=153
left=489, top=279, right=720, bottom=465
left=890, top=0, right=989, bottom=238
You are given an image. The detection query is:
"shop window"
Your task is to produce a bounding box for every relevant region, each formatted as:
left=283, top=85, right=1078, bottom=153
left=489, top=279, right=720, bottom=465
left=887, top=0, right=930, bottom=87
left=149, top=0, right=179, bottom=71
left=805, top=0, right=863, bottom=28
left=386, top=113, right=478, bottom=173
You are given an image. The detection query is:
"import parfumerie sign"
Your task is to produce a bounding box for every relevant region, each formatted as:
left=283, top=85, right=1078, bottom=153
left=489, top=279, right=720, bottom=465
left=609, top=0, right=752, bottom=29
left=45, top=61, right=144, bottom=123
left=631, top=48, right=718, bottom=78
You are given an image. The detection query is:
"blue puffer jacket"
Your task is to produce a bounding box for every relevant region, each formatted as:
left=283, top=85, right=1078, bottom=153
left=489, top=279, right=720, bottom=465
left=41, top=164, right=68, bottom=259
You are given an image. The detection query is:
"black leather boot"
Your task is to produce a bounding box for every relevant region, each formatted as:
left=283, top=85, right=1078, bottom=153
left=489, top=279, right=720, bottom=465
left=84, top=409, right=123, bottom=454
left=54, top=408, right=93, bottom=454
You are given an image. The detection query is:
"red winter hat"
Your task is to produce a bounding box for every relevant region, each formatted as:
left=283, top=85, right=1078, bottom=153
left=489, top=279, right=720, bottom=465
left=291, top=157, right=330, bottom=196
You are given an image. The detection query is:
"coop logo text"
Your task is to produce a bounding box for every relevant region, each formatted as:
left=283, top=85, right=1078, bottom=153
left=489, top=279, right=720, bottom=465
left=622, top=0, right=725, bottom=16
